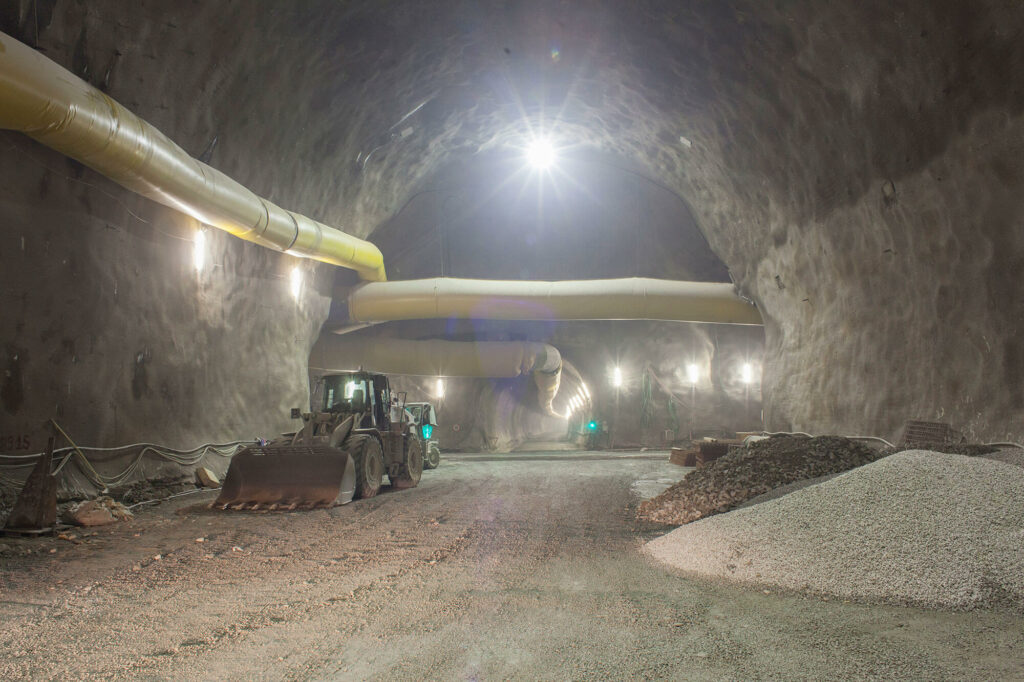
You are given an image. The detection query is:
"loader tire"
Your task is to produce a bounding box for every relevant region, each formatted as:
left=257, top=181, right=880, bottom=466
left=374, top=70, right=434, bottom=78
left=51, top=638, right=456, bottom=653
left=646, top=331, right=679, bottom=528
left=350, top=436, right=384, bottom=499
left=424, top=442, right=441, bottom=470
left=390, top=436, right=423, bottom=489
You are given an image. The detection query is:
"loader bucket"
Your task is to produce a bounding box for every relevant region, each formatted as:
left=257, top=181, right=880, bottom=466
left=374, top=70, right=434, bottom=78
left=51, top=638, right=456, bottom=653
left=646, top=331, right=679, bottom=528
left=214, top=445, right=356, bottom=510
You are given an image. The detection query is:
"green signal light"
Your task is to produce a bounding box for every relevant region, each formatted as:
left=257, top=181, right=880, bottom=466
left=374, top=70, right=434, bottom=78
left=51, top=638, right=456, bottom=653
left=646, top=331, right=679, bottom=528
left=586, top=420, right=598, bottom=432
left=421, top=424, right=434, bottom=440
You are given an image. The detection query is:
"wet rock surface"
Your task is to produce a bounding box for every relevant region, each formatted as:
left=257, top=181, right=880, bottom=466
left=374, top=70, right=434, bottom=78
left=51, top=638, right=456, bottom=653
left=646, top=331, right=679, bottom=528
left=637, top=435, right=884, bottom=525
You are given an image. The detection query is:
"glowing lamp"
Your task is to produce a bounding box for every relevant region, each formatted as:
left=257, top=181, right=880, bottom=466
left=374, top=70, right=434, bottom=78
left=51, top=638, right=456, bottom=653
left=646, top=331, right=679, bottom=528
left=525, top=138, right=555, bottom=170
left=290, top=266, right=302, bottom=300
left=741, top=363, right=753, bottom=385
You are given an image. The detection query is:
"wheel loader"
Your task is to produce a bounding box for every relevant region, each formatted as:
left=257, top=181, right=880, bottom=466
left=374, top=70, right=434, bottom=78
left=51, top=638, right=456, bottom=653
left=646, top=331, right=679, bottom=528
left=214, top=372, right=424, bottom=510
left=406, top=401, right=442, bottom=469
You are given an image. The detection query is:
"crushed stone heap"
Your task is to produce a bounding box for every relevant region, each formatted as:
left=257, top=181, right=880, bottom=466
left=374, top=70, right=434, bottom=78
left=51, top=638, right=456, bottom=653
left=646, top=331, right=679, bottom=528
left=644, top=451, right=1024, bottom=611
left=637, top=435, right=884, bottom=525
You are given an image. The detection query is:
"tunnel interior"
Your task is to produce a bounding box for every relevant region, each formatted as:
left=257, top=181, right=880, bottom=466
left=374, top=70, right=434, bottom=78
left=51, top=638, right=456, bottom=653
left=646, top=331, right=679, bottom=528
left=2, top=0, right=1021, bottom=464
left=2, top=0, right=1023, bottom=475
left=3, top=1, right=1024, bottom=676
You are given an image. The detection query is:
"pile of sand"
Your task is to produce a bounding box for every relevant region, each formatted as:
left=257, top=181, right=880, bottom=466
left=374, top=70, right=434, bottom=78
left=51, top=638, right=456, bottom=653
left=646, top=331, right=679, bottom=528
left=644, top=451, right=1024, bottom=611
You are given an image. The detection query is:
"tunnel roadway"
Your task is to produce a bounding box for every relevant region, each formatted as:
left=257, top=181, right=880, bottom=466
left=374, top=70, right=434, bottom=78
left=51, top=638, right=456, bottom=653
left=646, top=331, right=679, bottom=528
left=1, top=451, right=1022, bottom=680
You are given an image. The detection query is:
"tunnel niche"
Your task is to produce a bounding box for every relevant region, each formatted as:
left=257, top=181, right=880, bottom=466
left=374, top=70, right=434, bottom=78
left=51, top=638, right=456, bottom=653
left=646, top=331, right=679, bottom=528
left=349, top=148, right=765, bottom=450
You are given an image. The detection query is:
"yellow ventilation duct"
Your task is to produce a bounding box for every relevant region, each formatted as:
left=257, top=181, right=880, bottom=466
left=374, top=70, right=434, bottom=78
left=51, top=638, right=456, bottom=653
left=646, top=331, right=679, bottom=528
left=309, top=336, right=563, bottom=416
left=0, top=31, right=385, bottom=281
left=344, top=277, right=762, bottom=324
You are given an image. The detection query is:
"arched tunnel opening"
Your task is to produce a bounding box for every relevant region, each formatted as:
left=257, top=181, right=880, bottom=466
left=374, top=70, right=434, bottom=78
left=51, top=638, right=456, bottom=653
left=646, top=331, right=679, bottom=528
left=1, top=2, right=1023, bottom=677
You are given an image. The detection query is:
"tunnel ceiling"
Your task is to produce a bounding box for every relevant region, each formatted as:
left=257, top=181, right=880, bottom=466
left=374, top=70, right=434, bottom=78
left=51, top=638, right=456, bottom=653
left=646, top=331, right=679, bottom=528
left=3, top=0, right=1024, bottom=445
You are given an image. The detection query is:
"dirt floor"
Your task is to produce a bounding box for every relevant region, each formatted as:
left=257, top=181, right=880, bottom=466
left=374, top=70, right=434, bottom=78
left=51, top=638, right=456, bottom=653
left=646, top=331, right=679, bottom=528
left=1, top=451, right=1022, bottom=680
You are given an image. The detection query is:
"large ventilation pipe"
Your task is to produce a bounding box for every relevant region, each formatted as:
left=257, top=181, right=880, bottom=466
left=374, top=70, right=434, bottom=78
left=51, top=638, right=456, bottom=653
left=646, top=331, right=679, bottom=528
left=343, top=277, right=762, bottom=325
left=0, top=32, right=386, bottom=281
left=309, top=337, right=563, bottom=416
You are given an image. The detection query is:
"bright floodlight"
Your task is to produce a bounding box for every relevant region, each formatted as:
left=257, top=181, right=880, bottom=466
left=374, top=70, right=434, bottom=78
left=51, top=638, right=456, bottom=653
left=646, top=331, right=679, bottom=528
left=741, top=362, right=753, bottom=385
left=687, top=363, right=700, bottom=385
left=193, top=229, right=206, bottom=272
left=612, top=366, right=623, bottom=388
left=580, top=382, right=591, bottom=399
left=290, top=266, right=302, bottom=300
left=525, top=138, right=555, bottom=170
left=435, top=378, right=445, bottom=399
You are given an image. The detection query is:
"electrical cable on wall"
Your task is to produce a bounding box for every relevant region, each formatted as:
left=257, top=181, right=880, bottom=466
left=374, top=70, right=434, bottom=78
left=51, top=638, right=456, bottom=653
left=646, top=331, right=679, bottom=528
left=0, top=421, right=248, bottom=492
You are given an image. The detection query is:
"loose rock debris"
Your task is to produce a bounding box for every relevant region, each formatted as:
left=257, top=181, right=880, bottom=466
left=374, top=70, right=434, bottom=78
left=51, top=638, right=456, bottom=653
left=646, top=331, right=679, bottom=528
left=637, top=435, right=883, bottom=525
left=62, top=496, right=134, bottom=527
left=645, top=451, right=1024, bottom=611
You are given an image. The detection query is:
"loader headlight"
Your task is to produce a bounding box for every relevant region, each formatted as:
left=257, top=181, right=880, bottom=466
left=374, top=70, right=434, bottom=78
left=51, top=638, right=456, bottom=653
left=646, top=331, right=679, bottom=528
left=421, top=424, right=434, bottom=440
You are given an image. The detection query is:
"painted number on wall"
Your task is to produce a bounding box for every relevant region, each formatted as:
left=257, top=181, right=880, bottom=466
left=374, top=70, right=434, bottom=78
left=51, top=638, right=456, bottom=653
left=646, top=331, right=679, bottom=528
left=0, top=434, right=31, bottom=451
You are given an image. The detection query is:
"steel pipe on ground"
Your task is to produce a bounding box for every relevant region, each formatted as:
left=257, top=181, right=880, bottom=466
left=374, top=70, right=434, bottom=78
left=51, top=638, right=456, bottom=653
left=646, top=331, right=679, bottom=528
left=344, top=277, right=762, bottom=325
left=0, top=31, right=385, bottom=281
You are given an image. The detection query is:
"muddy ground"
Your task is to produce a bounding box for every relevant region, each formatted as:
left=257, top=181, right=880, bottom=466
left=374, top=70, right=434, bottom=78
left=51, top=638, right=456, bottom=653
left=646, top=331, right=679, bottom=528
left=1, top=451, right=1022, bottom=680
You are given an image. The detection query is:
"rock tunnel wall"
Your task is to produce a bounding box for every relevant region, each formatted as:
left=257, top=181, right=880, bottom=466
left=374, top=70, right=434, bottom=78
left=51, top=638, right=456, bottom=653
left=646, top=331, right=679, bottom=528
left=338, top=0, right=1024, bottom=443
left=0, top=3, right=335, bottom=464
left=2, top=0, right=1022, bottom=473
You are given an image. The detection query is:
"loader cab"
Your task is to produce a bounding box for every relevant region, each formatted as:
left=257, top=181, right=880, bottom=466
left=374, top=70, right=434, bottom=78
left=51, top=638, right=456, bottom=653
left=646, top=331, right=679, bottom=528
left=319, top=372, right=392, bottom=430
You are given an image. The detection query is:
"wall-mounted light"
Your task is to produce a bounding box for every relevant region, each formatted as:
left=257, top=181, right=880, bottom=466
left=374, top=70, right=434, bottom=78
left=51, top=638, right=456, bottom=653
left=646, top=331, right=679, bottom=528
left=741, top=362, right=753, bottom=385
left=687, top=363, right=700, bottom=386
left=290, top=266, right=302, bottom=300
left=525, top=137, right=556, bottom=170
left=612, top=366, right=623, bottom=388
left=435, top=378, right=445, bottom=399
left=193, top=229, right=206, bottom=272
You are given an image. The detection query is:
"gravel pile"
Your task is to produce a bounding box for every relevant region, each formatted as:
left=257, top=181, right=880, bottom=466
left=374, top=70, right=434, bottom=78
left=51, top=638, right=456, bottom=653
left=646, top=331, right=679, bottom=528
left=887, top=442, right=997, bottom=457
left=984, top=448, right=1024, bottom=468
left=637, top=435, right=883, bottom=525
left=644, top=451, right=1024, bottom=611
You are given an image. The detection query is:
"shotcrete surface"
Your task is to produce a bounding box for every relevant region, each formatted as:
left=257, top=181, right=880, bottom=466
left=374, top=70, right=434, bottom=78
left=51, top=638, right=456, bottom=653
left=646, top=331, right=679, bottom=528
left=1, top=452, right=1021, bottom=680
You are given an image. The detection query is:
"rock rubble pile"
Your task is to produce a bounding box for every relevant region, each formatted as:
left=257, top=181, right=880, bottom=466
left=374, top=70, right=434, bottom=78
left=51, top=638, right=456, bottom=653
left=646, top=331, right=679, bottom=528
left=637, top=435, right=883, bottom=525
left=644, top=451, right=1024, bottom=611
